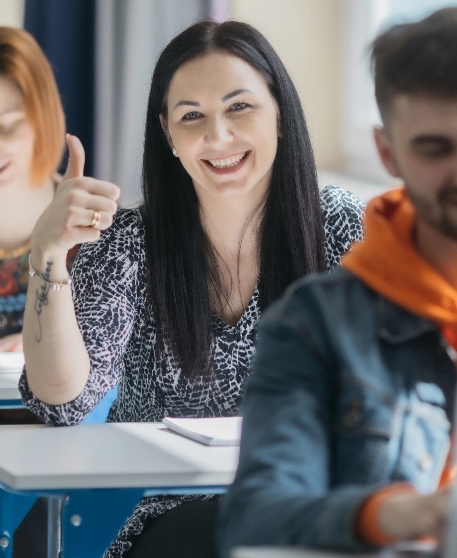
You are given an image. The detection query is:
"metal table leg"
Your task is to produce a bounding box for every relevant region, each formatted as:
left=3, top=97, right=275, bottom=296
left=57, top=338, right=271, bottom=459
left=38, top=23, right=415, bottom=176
left=47, top=497, right=62, bottom=558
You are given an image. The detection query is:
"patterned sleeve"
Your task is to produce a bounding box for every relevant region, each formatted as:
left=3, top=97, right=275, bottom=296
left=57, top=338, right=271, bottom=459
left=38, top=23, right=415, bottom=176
left=19, top=209, right=144, bottom=426
left=320, top=185, right=365, bottom=271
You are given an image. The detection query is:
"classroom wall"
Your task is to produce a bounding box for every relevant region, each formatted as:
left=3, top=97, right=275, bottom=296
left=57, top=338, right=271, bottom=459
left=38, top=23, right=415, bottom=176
left=1, top=0, right=345, bottom=177
left=0, top=0, right=24, bottom=27
left=232, top=0, right=343, bottom=171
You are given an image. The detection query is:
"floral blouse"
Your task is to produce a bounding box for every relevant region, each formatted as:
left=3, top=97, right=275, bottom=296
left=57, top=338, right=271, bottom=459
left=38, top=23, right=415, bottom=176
left=0, top=242, right=78, bottom=339
left=0, top=242, right=31, bottom=337
left=19, top=185, right=365, bottom=557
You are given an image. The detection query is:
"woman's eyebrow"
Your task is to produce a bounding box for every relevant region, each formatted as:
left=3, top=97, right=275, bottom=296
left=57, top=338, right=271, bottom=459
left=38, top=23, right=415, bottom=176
left=221, top=88, right=253, bottom=102
left=173, top=100, right=200, bottom=110
left=173, top=88, right=254, bottom=110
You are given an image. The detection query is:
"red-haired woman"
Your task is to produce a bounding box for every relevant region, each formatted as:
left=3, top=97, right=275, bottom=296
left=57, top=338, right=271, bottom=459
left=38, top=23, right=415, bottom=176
left=0, top=26, right=77, bottom=355
left=0, top=27, right=76, bottom=557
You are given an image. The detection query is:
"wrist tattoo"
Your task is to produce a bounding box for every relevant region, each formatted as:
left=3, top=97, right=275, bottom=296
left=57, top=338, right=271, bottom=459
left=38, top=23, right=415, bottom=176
left=34, top=260, right=53, bottom=343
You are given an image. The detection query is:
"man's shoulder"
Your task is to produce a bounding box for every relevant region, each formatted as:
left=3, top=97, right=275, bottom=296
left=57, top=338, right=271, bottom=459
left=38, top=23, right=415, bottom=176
left=263, top=267, right=436, bottom=347
left=270, top=267, right=372, bottom=319
left=258, top=267, right=382, bottom=347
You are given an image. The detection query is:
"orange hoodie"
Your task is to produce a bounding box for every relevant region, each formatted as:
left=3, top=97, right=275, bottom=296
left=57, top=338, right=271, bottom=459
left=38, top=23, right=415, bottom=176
left=342, top=188, right=457, bottom=545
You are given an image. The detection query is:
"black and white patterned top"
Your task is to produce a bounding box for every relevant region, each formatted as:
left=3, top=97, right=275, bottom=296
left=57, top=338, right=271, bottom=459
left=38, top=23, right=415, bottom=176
left=19, top=185, right=364, bottom=557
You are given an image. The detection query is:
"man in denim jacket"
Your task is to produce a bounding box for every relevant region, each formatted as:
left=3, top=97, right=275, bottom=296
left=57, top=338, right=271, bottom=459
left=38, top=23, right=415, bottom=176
left=218, top=7, right=457, bottom=556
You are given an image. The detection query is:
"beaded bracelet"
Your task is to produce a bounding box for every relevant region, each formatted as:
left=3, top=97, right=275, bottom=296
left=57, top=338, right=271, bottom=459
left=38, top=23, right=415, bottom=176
left=28, top=254, right=72, bottom=291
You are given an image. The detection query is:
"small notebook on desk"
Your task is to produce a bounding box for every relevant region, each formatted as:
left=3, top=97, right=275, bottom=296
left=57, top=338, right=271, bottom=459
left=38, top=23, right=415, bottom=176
left=162, top=416, right=243, bottom=446
left=0, top=352, right=24, bottom=374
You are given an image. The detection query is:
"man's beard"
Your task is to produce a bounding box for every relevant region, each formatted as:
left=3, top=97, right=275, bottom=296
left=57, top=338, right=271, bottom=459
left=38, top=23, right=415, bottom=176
left=406, top=183, right=457, bottom=240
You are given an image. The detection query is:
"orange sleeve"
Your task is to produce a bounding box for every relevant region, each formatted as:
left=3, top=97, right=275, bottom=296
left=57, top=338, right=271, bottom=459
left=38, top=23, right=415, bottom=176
left=438, top=448, right=456, bottom=489
left=355, top=483, right=417, bottom=546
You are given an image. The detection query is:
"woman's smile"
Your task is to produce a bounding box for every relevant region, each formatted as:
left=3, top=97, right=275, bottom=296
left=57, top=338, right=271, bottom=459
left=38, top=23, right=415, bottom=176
left=203, top=151, right=250, bottom=174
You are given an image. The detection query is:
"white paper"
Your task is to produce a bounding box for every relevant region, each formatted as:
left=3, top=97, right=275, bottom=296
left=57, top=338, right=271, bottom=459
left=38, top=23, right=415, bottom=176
left=162, top=416, right=243, bottom=446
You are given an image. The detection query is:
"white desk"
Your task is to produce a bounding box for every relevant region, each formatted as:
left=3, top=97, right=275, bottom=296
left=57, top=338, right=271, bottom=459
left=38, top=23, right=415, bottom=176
left=0, top=352, right=24, bottom=407
left=0, top=372, right=21, bottom=403
left=232, top=543, right=437, bottom=558
left=0, top=423, right=240, bottom=557
left=0, top=422, right=239, bottom=490
left=232, top=550, right=379, bottom=558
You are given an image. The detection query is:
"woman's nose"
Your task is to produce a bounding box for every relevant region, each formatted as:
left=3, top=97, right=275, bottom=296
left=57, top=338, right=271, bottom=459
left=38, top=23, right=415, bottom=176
left=204, top=117, right=233, bottom=145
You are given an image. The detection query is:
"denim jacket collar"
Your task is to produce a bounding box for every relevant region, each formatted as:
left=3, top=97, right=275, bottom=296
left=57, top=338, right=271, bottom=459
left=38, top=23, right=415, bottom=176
left=377, top=296, right=438, bottom=344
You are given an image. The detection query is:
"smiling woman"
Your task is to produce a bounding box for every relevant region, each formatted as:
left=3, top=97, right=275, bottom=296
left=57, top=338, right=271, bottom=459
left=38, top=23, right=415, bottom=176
left=160, top=50, right=281, bottom=324
left=20, top=20, right=364, bottom=558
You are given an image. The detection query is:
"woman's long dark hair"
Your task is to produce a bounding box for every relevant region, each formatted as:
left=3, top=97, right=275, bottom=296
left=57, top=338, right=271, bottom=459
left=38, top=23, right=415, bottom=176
left=141, top=20, right=326, bottom=379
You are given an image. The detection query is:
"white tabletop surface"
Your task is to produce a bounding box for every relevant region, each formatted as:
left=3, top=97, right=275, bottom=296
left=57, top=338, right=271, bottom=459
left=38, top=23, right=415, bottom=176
left=0, top=422, right=240, bottom=491
left=0, top=371, right=21, bottom=400
left=0, top=352, right=24, bottom=400
left=232, top=550, right=379, bottom=558
left=232, top=544, right=436, bottom=558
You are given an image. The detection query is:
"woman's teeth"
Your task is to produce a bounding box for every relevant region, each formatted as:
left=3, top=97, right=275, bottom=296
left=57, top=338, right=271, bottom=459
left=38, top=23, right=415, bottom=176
left=207, top=152, right=247, bottom=169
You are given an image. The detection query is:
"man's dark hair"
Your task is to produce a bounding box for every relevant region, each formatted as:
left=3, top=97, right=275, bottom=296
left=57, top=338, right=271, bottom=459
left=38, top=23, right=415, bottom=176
left=371, top=7, right=457, bottom=124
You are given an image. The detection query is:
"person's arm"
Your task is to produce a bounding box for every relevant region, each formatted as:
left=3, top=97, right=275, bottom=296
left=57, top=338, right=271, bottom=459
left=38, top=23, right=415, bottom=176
left=218, top=290, right=380, bottom=556
left=217, top=283, right=451, bottom=557
left=22, top=135, right=119, bottom=406
left=358, top=485, right=451, bottom=543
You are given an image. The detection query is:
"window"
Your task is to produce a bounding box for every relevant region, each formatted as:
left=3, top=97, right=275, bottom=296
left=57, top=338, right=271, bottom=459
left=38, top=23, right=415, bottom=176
left=342, top=0, right=457, bottom=183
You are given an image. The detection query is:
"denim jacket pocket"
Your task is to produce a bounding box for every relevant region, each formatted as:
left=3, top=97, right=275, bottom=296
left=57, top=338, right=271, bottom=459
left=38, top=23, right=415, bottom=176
left=333, top=379, right=395, bottom=485
left=392, top=382, right=451, bottom=494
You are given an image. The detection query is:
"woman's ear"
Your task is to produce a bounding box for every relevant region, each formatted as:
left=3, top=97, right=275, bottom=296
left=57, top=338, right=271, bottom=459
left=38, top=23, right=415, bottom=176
left=373, top=126, right=401, bottom=178
left=159, top=113, right=173, bottom=149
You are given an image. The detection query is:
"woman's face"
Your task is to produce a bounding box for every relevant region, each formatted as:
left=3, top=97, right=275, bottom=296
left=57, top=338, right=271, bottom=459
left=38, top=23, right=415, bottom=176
left=162, top=51, right=279, bottom=201
left=0, top=74, right=34, bottom=191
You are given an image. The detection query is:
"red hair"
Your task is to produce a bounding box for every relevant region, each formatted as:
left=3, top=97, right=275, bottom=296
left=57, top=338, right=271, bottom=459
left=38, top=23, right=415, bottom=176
left=0, top=27, right=65, bottom=186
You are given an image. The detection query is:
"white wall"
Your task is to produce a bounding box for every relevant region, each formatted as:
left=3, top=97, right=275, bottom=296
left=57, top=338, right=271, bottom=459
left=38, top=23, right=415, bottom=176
left=232, top=0, right=343, bottom=171
left=0, top=0, right=24, bottom=27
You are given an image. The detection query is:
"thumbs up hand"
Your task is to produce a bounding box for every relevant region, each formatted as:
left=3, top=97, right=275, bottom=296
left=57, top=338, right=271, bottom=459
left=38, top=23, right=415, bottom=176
left=30, top=135, right=120, bottom=277
left=63, top=133, right=85, bottom=180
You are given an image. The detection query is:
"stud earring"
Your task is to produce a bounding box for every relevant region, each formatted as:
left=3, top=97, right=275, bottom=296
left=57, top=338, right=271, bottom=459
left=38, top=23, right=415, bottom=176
left=172, top=148, right=177, bottom=156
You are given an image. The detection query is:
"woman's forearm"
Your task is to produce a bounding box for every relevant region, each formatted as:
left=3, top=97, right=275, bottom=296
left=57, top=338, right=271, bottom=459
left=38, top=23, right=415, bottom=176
left=23, top=249, right=90, bottom=404
left=22, top=134, right=120, bottom=406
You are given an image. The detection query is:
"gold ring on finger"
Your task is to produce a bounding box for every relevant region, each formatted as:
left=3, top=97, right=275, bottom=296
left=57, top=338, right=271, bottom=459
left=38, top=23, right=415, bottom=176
left=90, top=210, right=102, bottom=229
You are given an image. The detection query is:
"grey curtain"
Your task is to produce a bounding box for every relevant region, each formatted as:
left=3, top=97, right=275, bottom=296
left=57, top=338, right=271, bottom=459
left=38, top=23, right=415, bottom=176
left=94, top=0, right=216, bottom=206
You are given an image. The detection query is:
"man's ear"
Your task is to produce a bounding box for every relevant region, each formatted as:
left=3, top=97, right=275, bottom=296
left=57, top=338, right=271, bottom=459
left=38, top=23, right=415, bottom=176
left=373, top=127, right=401, bottom=178
left=159, top=113, right=173, bottom=149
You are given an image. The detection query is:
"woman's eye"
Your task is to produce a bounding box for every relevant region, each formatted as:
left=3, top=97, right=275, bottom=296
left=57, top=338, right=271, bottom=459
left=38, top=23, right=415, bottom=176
left=0, top=121, right=20, bottom=134
left=230, top=102, right=250, bottom=112
left=182, top=111, right=201, bottom=121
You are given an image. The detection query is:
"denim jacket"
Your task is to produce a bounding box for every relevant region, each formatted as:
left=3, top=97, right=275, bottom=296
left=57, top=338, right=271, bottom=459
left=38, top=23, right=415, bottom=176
left=218, top=267, right=455, bottom=557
